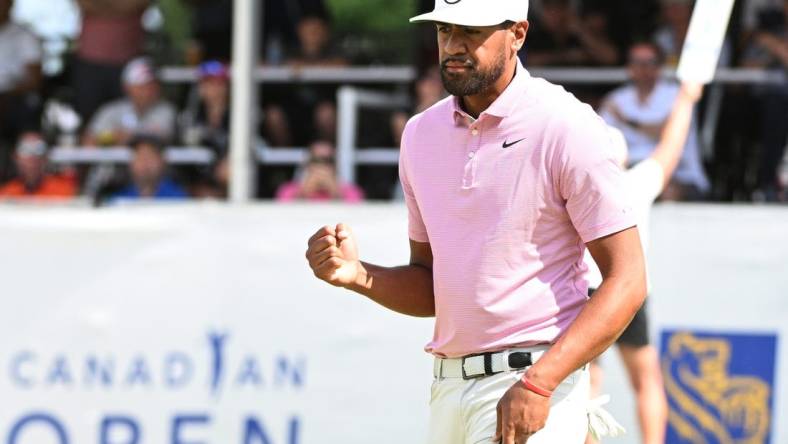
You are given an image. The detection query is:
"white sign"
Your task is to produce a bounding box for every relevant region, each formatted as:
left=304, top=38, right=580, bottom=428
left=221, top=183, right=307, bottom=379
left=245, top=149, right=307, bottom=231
left=0, top=205, right=434, bottom=444
left=677, top=0, right=736, bottom=83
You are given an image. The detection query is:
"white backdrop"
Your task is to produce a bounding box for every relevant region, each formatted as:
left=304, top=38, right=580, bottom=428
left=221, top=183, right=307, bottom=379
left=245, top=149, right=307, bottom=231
left=0, top=203, right=785, bottom=444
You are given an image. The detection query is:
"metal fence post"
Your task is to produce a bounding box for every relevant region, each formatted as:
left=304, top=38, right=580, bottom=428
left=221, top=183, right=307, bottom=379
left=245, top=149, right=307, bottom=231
left=229, top=0, right=260, bottom=203
left=336, top=86, right=358, bottom=185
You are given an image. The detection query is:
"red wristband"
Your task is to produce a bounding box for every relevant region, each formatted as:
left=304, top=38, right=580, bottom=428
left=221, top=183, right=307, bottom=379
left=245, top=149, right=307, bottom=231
left=521, top=375, right=553, bottom=398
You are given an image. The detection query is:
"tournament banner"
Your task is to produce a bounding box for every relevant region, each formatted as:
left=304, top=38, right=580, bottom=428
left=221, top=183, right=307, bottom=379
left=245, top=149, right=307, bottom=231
left=0, top=204, right=435, bottom=444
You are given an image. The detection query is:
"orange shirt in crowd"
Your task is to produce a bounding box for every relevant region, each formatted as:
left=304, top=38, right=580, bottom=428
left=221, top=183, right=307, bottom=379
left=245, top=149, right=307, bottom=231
left=0, top=175, right=78, bottom=199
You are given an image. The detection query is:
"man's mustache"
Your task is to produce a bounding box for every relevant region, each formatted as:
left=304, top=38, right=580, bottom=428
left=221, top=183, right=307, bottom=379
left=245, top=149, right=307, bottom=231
left=441, top=57, right=475, bottom=69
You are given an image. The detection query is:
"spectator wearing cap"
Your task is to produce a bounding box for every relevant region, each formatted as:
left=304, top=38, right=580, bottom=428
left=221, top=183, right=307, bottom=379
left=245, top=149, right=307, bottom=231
left=0, top=132, right=77, bottom=199
left=71, top=0, right=150, bottom=123
left=180, top=61, right=230, bottom=153
left=0, top=0, right=43, bottom=178
left=112, top=135, right=188, bottom=200
left=275, top=140, right=363, bottom=203
left=82, top=57, right=177, bottom=147
left=178, top=60, right=231, bottom=198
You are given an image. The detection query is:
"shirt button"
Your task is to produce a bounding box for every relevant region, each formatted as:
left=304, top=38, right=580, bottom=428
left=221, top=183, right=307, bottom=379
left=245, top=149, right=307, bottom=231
left=471, top=129, right=479, bottom=136
left=468, top=151, right=475, bottom=159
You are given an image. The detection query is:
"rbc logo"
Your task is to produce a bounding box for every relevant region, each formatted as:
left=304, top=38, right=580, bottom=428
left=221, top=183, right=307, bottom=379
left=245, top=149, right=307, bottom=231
left=660, top=330, right=777, bottom=444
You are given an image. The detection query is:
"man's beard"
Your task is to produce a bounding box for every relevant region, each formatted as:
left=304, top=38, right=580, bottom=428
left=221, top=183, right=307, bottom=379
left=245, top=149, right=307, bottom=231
left=440, top=52, right=507, bottom=97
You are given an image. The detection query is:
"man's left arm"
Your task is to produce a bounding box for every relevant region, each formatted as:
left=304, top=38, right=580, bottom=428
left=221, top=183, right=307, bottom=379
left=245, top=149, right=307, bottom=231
left=494, top=227, right=645, bottom=444
left=526, top=226, right=646, bottom=390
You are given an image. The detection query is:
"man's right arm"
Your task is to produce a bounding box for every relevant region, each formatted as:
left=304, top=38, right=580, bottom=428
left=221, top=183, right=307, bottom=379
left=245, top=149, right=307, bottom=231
left=306, top=225, right=435, bottom=318
left=345, top=240, right=435, bottom=318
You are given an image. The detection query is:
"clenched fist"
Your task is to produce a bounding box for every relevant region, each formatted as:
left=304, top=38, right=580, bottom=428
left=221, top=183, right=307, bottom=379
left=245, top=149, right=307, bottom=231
left=305, top=223, right=361, bottom=287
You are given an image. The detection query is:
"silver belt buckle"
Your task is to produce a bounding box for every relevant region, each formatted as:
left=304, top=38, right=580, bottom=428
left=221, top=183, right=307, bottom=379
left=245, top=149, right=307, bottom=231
left=461, top=353, right=492, bottom=380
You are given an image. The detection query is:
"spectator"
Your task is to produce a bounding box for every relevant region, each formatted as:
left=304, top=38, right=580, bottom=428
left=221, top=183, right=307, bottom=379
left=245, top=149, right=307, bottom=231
left=113, top=134, right=188, bottom=200
left=601, top=42, right=710, bottom=200
left=0, top=0, right=43, bottom=178
left=267, top=0, right=333, bottom=64
left=742, top=0, right=788, bottom=202
left=285, top=10, right=346, bottom=67
left=523, top=0, right=618, bottom=67
left=276, top=140, right=364, bottom=202
left=72, top=0, right=150, bottom=123
left=391, top=66, right=446, bottom=146
left=83, top=57, right=177, bottom=147
left=179, top=60, right=231, bottom=198
left=0, top=132, right=77, bottom=199
left=180, top=60, right=230, bottom=152
left=183, top=0, right=233, bottom=62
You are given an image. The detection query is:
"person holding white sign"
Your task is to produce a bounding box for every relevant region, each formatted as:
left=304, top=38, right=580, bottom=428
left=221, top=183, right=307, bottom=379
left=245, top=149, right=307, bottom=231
left=306, top=0, right=647, bottom=443
left=586, top=80, right=704, bottom=444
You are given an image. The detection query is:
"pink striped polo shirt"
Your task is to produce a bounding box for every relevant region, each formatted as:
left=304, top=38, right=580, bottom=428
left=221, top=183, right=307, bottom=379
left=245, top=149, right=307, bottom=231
left=399, top=61, right=637, bottom=358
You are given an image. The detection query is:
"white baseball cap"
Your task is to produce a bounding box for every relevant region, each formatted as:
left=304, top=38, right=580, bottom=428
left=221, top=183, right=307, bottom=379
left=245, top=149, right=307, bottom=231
left=122, top=57, right=157, bottom=86
left=410, top=0, right=529, bottom=27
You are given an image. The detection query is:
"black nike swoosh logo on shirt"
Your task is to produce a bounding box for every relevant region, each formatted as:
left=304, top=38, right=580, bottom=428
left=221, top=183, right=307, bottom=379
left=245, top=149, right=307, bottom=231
left=502, top=138, right=526, bottom=149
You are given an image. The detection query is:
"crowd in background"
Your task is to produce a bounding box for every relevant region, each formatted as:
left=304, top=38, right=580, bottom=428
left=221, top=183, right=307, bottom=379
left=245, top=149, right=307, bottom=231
left=0, top=0, right=786, bottom=204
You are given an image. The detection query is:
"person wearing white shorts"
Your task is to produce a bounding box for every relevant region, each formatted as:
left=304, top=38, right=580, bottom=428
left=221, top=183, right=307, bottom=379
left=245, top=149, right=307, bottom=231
left=306, top=1, right=647, bottom=443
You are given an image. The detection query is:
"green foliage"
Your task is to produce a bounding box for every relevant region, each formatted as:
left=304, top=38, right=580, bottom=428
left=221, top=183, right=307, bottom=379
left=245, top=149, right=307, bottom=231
left=158, top=0, right=192, bottom=54
left=327, top=0, right=416, bottom=33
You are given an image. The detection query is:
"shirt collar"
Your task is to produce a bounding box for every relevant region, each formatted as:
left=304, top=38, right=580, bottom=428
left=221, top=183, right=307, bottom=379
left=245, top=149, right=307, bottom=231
left=450, top=58, right=530, bottom=126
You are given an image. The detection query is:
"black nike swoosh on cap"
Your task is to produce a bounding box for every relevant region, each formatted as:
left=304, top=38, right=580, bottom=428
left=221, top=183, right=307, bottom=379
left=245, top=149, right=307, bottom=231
left=502, top=138, right=526, bottom=149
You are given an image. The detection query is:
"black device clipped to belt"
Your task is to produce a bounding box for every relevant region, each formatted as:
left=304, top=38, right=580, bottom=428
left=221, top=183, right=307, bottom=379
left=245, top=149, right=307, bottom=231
left=462, top=351, right=533, bottom=380
left=508, top=351, right=533, bottom=369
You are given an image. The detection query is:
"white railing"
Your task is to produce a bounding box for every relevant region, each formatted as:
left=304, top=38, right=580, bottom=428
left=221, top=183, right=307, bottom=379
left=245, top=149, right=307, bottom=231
left=47, top=145, right=400, bottom=168
left=159, top=66, right=417, bottom=84
left=157, top=65, right=785, bottom=85
left=49, top=147, right=216, bottom=164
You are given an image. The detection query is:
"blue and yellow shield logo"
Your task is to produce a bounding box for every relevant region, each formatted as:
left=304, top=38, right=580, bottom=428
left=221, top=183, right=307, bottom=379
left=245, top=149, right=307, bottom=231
left=661, top=330, right=778, bottom=444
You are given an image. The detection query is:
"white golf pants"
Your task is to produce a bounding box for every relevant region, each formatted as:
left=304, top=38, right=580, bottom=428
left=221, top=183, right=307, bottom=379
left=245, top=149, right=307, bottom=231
left=427, top=349, right=591, bottom=444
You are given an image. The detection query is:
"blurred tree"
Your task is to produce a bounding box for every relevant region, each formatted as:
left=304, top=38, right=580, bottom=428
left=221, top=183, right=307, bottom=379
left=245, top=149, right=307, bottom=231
left=326, top=0, right=416, bottom=63
left=158, top=0, right=192, bottom=62
left=327, top=0, right=415, bottom=32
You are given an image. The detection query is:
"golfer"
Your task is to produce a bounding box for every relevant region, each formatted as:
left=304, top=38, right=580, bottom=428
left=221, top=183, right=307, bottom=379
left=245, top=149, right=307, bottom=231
left=306, top=1, right=647, bottom=443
